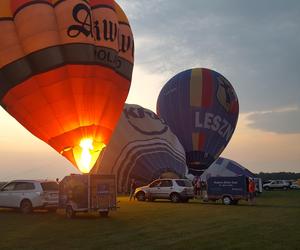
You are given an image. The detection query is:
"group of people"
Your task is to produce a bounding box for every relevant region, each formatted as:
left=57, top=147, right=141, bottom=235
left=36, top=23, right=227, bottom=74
left=192, top=177, right=206, bottom=198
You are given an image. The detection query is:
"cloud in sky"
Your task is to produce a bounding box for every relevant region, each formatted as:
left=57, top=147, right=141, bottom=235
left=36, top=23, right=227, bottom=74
left=222, top=113, right=300, bottom=173
left=120, top=0, right=300, bottom=115
left=246, top=106, right=300, bottom=134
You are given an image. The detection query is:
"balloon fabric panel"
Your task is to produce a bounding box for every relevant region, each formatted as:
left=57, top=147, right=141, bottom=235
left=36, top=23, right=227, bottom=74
left=0, top=0, right=134, bottom=173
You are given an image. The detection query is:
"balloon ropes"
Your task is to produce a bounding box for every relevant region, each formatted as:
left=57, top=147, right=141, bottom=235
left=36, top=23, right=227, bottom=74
left=157, top=68, right=239, bottom=176
left=0, top=0, right=134, bottom=173
left=91, top=104, right=188, bottom=193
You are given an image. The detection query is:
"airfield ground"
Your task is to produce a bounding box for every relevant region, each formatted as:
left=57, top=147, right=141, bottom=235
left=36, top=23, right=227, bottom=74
left=0, top=191, right=299, bottom=250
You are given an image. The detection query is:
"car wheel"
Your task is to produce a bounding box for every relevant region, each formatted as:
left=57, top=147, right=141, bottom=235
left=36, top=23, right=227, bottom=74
left=264, top=186, right=270, bottom=191
left=222, top=196, right=232, bottom=205
left=136, top=191, right=146, bottom=201
left=170, top=193, right=180, bottom=203
left=66, top=205, right=75, bottom=219
left=20, top=199, right=32, bottom=214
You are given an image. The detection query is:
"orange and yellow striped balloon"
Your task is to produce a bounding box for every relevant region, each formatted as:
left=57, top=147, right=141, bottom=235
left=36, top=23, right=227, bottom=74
left=0, top=0, right=134, bottom=173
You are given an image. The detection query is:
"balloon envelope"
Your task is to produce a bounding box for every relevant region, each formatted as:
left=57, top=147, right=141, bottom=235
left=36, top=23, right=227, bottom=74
left=200, top=157, right=255, bottom=182
left=157, top=68, right=239, bottom=175
left=0, top=0, right=134, bottom=173
left=92, top=104, right=188, bottom=192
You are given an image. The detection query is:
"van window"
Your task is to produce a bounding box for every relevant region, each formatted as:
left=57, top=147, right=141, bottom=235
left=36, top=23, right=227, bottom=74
left=1, top=182, right=15, bottom=191
left=149, top=180, right=161, bottom=188
left=175, top=180, right=192, bottom=187
left=160, top=180, right=173, bottom=187
left=14, top=182, right=35, bottom=191
left=41, top=182, right=58, bottom=191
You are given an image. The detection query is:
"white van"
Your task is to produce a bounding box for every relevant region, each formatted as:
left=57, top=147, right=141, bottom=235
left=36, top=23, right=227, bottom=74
left=0, top=180, right=58, bottom=213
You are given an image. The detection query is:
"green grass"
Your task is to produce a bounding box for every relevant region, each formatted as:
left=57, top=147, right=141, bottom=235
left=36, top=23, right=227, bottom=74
left=0, top=191, right=300, bottom=250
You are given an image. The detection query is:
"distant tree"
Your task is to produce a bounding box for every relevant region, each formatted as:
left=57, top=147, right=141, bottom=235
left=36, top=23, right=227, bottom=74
left=257, top=172, right=300, bottom=181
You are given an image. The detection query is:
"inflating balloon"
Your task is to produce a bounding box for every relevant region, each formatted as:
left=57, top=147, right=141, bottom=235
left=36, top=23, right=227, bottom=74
left=201, top=157, right=255, bottom=182
left=157, top=68, right=239, bottom=175
left=91, top=104, right=188, bottom=192
left=0, top=0, right=134, bottom=173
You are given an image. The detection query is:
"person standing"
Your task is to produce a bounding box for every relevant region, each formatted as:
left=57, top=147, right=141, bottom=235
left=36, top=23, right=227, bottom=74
left=129, top=179, right=137, bottom=201
left=195, top=178, right=201, bottom=197
left=248, top=178, right=256, bottom=205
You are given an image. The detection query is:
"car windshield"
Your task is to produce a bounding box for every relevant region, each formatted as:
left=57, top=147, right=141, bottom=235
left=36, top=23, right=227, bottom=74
left=41, top=182, right=58, bottom=191
left=175, top=180, right=192, bottom=187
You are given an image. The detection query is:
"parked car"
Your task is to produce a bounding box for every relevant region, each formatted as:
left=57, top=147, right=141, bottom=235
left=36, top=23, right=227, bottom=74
left=290, top=183, right=300, bottom=190
left=263, top=180, right=290, bottom=190
left=0, top=180, right=58, bottom=213
left=134, top=179, right=194, bottom=203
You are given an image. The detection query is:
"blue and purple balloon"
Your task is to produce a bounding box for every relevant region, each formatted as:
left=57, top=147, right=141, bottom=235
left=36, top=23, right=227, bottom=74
left=157, top=68, right=239, bottom=175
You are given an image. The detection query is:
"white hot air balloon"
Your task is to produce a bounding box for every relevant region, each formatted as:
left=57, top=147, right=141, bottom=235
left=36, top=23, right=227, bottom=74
left=92, top=104, right=188, bottom=192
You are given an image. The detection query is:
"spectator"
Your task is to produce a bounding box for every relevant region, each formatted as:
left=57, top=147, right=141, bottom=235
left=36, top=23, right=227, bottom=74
left=195, top=178, right=201, bottom=197
left=248, top=178, right=256, bottom=205
left=193, top=177, right=201, bottom=198
left=129, top=178, right=137, bottom=201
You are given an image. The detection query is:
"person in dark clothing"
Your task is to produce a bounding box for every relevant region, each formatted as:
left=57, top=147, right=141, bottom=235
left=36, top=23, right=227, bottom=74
left=129, top=179, right=137, bottom=201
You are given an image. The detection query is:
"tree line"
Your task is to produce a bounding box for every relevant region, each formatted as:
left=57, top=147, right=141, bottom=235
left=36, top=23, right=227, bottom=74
left=256, top=172, right=300, bottom=181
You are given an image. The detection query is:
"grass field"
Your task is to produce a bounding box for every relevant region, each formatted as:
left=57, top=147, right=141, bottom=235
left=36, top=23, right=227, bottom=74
left=0, top=191, right=299, bottom=250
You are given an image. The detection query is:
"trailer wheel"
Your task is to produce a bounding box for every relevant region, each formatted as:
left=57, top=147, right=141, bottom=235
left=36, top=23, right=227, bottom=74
left=222, top=196, right=232, bottom=205
left=66, top=205, right=75, bottom=219
left=99, top=211, right=109, bottom=217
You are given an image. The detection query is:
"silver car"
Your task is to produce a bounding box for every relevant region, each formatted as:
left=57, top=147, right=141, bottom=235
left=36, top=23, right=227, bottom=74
left=0, top=180, right=58, bottom=213
left=263, top=180, right=290, bottom=190
left=134, top=179, right=194, bottom=203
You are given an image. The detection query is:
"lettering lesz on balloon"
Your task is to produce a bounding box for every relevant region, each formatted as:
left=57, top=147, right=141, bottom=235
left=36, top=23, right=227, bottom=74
left=194, top=112, right=234, bottom=142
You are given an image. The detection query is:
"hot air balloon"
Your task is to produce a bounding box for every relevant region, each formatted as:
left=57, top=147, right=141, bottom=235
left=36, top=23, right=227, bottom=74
left=0, top=0, right=134, bottom=173
left=157, top=68, right=239, bottom=176
left=91, top=104, right=188, bottom=192
left=200, top=157, right=255, bottom=182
